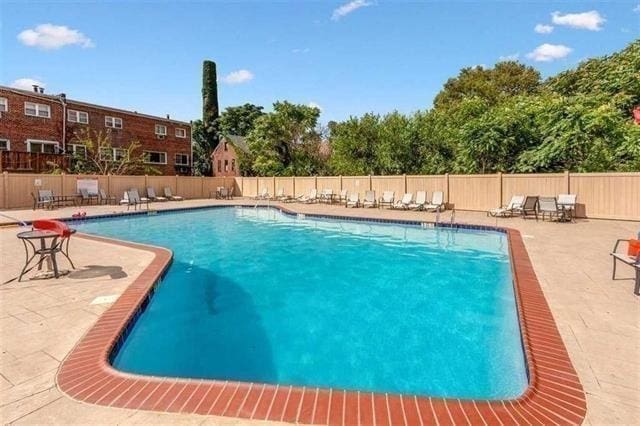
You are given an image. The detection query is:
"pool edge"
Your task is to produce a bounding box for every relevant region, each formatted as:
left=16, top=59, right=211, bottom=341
left=56, top=206, right=587, bottom=425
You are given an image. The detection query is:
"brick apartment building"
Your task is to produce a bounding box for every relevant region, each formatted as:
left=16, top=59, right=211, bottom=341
left=0, top=85, right=192, bottom=175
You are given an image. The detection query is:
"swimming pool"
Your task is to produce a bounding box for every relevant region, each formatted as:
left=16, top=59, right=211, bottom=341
left=73, top=207, right=528, bottom=400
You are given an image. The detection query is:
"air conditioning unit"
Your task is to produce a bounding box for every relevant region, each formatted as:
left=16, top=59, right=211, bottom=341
left=156, top=134, right=165, bottom=140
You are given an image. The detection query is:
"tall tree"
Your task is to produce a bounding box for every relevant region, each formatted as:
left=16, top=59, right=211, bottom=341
left=192, top=60, right=220, bottom=175
left=218, top=104, right=264, bottom=137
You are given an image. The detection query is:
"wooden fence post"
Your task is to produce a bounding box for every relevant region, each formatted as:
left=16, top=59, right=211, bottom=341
left=498, top=172, right=503, bottom=206
left=403, top=174, right=407, bottom=193
left=293, top=176, right=296, bottom=197
left=60, top=172, right=66, bottom=196
left=107, top=174, right=112, bottom=196
left=564, top=170, right=570, bottom=194
left=368, top=175, right=372, bottom=191
left=2, top=171, right=8, bottom=209
left=314, top=175, right=318, bottom=190
left=444, top=173, right=450, bottom=204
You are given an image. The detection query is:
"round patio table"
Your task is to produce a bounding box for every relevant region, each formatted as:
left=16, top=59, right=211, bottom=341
left=16, top=228, right=76, bottom=282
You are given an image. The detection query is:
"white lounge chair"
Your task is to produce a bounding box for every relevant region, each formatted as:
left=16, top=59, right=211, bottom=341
left=346, top=192, right=360, bottom=208
left=338, top=189, right=348, bottom=204
left=298, top=188, right=318, bottom=203
left=147, top=187, right=167, bottom=202
left=164, top=187, right=184, bottom=201
left=425, top=191, right=445, bottom=212
left=319, top=188, right=334, bottom=204
left=392, top=193, right=413, bottom=210
left=487, top=195, right=524, bottom=217
left=362, top=190, right=376, bottom=208
left=254, top=188, right=270, bottom=200
left=557, top=194, right=577, bottom=221
left=409, top=191, right=427, bottom=210
left=378, top=191, right=395, bottom=209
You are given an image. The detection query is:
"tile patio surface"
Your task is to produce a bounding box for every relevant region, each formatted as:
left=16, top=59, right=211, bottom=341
left=0, top=199, right=638, bottom=425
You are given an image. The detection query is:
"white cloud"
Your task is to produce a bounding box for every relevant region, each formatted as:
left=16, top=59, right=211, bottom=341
left=551, top=11, right=605, bottom=31
left=331, top=0, right=372, bottom=21
left=499, top=53, right=520, bottom=61
left=308, top=102, right=323, bottom=112
left=534, top=24, right=554, bottom=34
left=292, top=48, right=310, bottom=54
left=634, top=4, right=640, bottom=13
left=17, top=24, right=94, bottom=49
left=11, top=78, right=46, bottom=91
left=526, top=43, right=572, bottom=62
left=221, top=69, right=254, bottom=85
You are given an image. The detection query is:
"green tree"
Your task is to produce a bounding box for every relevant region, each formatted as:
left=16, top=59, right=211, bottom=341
left=191, top=60, right=220, bottom=176
left=329, top=113, right=381, bottom=175
left=217, top=104, right=264, bottom=137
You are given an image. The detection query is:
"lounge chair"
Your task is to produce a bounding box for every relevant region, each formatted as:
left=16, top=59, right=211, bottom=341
left=32, top=190, right=54, bottom=210
left=362, top=190, right=376, bottom=208
left=538, top=197, right=562, bottom=221
left=346, top=192, right=360, bottom=208
left=99, top=188, right=117, bottom=205
left=610, top=238, right=640, bottom=295
left=392, top=193, right=413, bottom=210
left=378, top=191, right=395, bottom=209
left=338, top=189, right=348, bottom=204
left=319, top=188, right=334, bottom=204
left=487, top=195, right=524, bottom=217
left=516, top=196, right=539, bottom=220
left=227, top=186, right=234, bottom=199
left=130, top=188, right=150, bottom=206
left=254, top=188, right=270, bottom=200
left=79, top=188, right=98, bottom=205
left=147, top=187, right=167, bottom=202
left=298, top=188, right=318, bottom=203
left=274, top=188, right=291, bottom=201
left=120, top=190, right=147, bottom=210
left=409, top=191, right=427, bottom=210
left=557, top=194, right=577, bottom=221
left=164, top=187, right=184, bottom=201
left=425, top=191, right=445, bottom=212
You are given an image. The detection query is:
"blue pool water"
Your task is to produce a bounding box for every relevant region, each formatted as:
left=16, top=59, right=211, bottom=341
left=74, top=207, right=528, bottom=399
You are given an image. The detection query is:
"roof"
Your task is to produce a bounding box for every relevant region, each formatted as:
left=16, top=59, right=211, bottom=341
left=222, top=135, right=249, bottom=153
left=0, top=85, right=191, bottom=126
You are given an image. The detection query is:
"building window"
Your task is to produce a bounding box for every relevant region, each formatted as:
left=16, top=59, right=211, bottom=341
left=217, top=160, right=221, bottom=172
left=144, top=151, right=167, bottom=164
left=105, top=116, right=123, bottom=129
left=69, top=144, right=87, bottom=158
left=113, top=148, right=127, bottom=161
left=175, top=128, right=187, bottom=138
left=0, top=139, right=9, bottom=151
left=0, top=98, right=7, bottom=113
left=224, top=142, right=228, bottom=151
left=224, top=159, right=229, bottom=172
left=155, top=124, right=167, bottom=136
left=68, top=109, right=89, bottom=124
left=24, top=102, right=51, bottom=118
left=231, top=159, right=235, bottom=171
left=27, top=140, right=59, bottom=154
left=175, top=153, right=189, bottom=166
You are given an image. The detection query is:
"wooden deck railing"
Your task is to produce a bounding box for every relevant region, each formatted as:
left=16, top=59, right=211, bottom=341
left=0, top=151, right=71, bottom=173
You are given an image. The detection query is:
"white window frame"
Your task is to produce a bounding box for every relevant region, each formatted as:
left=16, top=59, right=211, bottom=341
left=68, top=109, right=89, bottom=124
left=26, top=139, right=59, bottom=153
left=175, top=153, right=189, bottom=166
left=155, top=124, right=167, bottom=136
left=113, top=148, right=127, bottom=161
left=144, top=151, right=167, bottom=165
left=105, top=116, right=123, bottom=129
left=24, top=102, right=51, bottom=118
left=175, top=128, right=187, bottom=138
left=99, top=147, right=113, bottom=161
left=69, top=144, right=87, bottom=158
left=0, top=139, right=9, bottom=151
left=0, top=97, right=7, bottom=113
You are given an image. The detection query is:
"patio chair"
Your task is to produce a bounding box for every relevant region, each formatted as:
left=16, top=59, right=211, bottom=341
left=338, top=189, right=348, bottom=204
left=538, top=197, right=562, bottom=221
left=487, top=195, right=524, bottom=217
left=32, top=191, right=54, bottom=210
left=610, top=238, right=640, bottom=295
left=346, top=192, right=360, bottom=208
left=130, top=188, right=150, bottom=209
left=516, top=196, right=539, bottom=220
left=219, top=187, right=229, bottom=199
left=99, top=188, right=117, bottom=205
left=362, top=190, right=376, bottom=208
left=319, top=188, right=334, bottom=204
left=392, top=193, right=413, bottom=210
left=227, top=186, right=234, bottom=199
left=120, top=191, right=138, bottom=210
left=409, top=191, right=428, bottom=210
left=558, top=194, right=577, bottom=221
left=147, top=187, right=167, bottom=202
left=254, top=187, right=269, bottom=200
left=425, top=191, right=445, bottom=212
left=164, top=187, right=184, bottom=201
left=298, top=188, right=318, bottom=203
left=378, top=191, right=395, bottom=209
left=79, top=188, right=97, bottom=205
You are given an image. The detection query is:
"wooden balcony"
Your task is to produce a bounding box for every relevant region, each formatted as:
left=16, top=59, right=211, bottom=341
left=0, top=151, right=72, bottom=173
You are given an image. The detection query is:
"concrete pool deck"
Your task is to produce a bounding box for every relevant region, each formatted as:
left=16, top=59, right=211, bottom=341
left=0, top=199, right=638, bottom=424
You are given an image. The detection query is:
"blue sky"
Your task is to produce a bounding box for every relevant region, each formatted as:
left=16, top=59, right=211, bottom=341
left=1, top=1, right=638, bottom=123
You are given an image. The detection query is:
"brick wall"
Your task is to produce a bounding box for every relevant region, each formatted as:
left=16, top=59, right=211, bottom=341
left=0, top=87, right=192, bottom=175
left=211, top=141, right=239, bottom=177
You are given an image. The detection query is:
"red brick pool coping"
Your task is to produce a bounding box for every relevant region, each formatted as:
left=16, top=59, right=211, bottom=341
left=57, top=209, right=587, bottom=425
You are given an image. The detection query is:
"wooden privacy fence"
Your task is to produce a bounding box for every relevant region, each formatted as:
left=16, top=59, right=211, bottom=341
left=1, top=172, right=638, bottom=220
